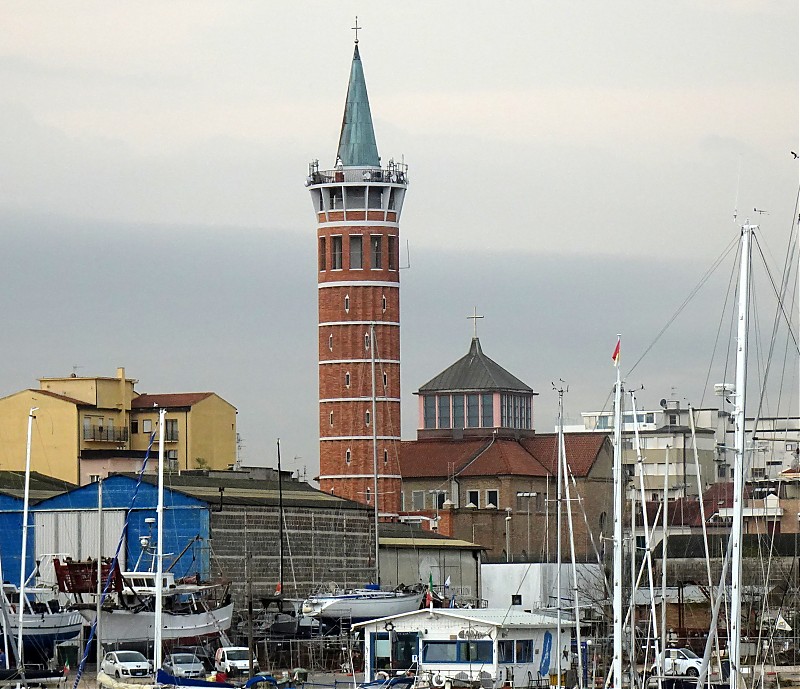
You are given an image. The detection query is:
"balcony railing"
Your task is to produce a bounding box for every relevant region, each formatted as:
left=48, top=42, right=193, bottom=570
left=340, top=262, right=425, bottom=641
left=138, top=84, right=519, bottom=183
left=84, top=426, right=129, bottom=442
left=306, top=162, right=409, bottom=186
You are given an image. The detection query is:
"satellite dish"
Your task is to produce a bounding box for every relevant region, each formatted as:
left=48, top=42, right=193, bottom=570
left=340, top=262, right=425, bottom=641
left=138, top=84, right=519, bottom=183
left=659, top=399, right=667, bottom=409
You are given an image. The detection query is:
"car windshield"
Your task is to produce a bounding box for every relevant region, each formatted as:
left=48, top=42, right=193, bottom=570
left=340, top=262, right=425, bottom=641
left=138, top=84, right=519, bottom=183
left=171, top=655, right=199, bottom=664
left=682, top=649, right=699, bottom=659
left=227, top=650, right=250, bottom=661
left=117, top=652, right=147, bottom=663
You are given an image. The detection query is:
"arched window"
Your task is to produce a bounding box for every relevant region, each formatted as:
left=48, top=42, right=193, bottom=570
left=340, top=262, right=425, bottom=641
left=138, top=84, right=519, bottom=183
left=345, top=448, right=351, bottom=464
left=382, top=295, right=387, bottom=313
left=345, top=372, right=351, bottom=388
left=365, top=410, right=371, bottom=426
left=329, top=411, right=334, bottom=426
left=344, top=295, right=350, bottom=313
left=383, top=371, right=388, bottom=389
left=364, top=332, right=370, bottom=350
left=383, top=449, right=388, bottom=464
left=365, top=487, right=371, bottom=503
left=328, top=334, right=333, bottom=351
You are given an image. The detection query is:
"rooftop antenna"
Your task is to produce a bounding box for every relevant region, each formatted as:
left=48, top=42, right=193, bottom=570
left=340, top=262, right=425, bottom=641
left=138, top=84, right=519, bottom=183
left=71, top=365, right=82, bottom=376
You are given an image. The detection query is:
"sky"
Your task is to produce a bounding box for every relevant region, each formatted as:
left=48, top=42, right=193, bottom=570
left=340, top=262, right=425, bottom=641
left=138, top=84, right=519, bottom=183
left=0, top=2, right=797, bottom=479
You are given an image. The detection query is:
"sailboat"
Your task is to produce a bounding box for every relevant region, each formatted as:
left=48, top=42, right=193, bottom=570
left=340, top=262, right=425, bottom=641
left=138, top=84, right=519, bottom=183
left=301, top=324, right=425, bottom=625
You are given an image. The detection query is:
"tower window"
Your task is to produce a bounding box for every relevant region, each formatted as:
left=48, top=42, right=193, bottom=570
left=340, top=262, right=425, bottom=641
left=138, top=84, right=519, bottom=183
left=344, top=294, right=350, bottom=313
left=328, top=334, right=333, bottom=351
left=383, top=371, right=388, bottom=389
left=349, top=235, right=363, bottom=270
left=368, top=187, right=382, bottom=208
left=453, top=395, right=465, bottom=429
left=330, top=411, right=334, bottom=426
left=365, top=487, right=371, bottom=503
left=365, top=332, right=370, bottom=350
left=481, top=394, right=493, bottom=427
left=370, top=235, right=382, bottom=269
left=467, top=394, right=480, bottom=428
left=388, top=236, right=397, bottom=271
left=345, top=372, right=351, bottom=388
left=331, top=236, right=343, bottom=270
left=346, top=186, right=365, bottom=209
left=345, top=448, right=351, bottom=464
left=382, top=295, right=387, bottom=313
left=319, top=236, right=327, bottom=271
left=365, top=410, right=371, bottom=426
left=331, top=187, right=344, bottom=210
left=383, top=449, right=388, bottom=465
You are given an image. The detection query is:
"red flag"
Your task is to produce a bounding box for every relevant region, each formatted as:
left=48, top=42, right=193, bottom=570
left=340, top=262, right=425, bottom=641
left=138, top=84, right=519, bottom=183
left=612, top=338, right=620, bottom=366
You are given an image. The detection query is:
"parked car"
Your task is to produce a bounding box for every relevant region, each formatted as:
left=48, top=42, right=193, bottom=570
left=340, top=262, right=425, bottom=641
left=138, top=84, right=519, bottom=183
left=162, top=653, right=206, bottom=678
left=172, top=644, right=215, bottom=672
left=101, top=650, right=153, bottom=678
left=214, top=646, right=259, bottom=676
left=650, top=648, right=702, bottom=677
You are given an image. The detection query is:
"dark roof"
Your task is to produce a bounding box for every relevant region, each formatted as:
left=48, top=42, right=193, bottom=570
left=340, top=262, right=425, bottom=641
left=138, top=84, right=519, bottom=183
left=400, top=433, right=608, bottom=480
left=337, top=43, right=380, bottom=167
left=418, top=338, right=532, bottom=394
left=131, top=392, right=214, bottom=409
left=122, top=472, right=369, bottom=511
left=0, top=471, right=75, bottom=502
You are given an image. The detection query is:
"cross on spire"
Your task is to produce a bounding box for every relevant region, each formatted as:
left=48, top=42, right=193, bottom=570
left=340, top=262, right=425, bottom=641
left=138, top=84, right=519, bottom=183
left=467, top=307, right=484, bottom=339
left=352, top=16, right=361, bottom=44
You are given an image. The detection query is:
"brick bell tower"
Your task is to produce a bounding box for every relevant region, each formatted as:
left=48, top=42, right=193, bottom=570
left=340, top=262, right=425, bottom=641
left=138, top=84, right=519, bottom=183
left=307, top=33, right=408, bottom=516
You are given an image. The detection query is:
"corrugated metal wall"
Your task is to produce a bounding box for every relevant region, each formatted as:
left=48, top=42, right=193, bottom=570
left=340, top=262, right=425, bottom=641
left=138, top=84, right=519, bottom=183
left=34, top=509, right=126, bottom=587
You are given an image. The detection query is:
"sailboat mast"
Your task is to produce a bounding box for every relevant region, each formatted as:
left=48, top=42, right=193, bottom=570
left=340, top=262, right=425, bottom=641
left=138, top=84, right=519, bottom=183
left=277, top=439, right=285, bottom=593
left=556, top=387, right=563, bottom=687
left=612, top=344, right=624, bottom=689
left=154, top=408, right=166, bottom=671
left=370, top=323, right=380, bottom=584
left=730, top=223, right=753, bottom=682
left=96, top=478, right=103, bottom=672
left=17, top=406, right=38, bottom=671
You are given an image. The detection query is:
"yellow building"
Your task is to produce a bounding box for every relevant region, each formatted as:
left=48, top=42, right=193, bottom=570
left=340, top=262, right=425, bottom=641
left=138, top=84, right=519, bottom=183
left=0, top=368, right=237, bottom=485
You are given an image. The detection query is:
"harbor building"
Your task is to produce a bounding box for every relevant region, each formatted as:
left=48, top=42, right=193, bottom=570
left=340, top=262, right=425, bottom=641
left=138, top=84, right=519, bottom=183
left=0, top=368, right=237, bottom=484
left=399, top=336, right=614, bottom=563
left=308, top=36, right=407, bottom=516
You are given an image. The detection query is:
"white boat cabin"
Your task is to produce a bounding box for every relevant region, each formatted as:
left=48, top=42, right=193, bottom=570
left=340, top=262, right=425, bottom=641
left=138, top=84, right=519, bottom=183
left=354, top=608, right=574, bottom=689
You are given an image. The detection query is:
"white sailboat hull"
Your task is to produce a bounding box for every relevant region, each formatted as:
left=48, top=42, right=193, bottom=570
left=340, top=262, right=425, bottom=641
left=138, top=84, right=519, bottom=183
left=78, top=602, right=234, bottom=643
left=302, top=590, right=424, bottom=622
left=6, top=609, right=83, bottom=647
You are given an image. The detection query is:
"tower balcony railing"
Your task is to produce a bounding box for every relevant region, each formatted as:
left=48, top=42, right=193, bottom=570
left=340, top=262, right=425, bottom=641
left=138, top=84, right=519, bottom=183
left=307, top=161, right=409, bottom=186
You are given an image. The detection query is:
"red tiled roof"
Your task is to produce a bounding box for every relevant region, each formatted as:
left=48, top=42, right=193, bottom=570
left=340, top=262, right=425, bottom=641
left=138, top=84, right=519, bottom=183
left=521, top=433, right=609, bottom=477
left=457, top=439, right=549, bottom=477
left=131, top=392, right=214, bottom=409
left=399, top=439, right=489, bottom=478
left=399, top=433, right=607, bottom=480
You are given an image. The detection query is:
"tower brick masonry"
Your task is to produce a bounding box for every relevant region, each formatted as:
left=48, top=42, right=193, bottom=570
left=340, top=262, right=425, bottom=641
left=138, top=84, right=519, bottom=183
left=307, top=41, right=408, bottom=516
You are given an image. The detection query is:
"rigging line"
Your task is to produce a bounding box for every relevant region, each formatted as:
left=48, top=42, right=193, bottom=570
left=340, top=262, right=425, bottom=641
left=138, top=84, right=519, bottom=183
left=698, top=248, right=740, bottom=410
left=753, top=234, right=800, bottom=355
left=626, top=235, right=739, bottom=377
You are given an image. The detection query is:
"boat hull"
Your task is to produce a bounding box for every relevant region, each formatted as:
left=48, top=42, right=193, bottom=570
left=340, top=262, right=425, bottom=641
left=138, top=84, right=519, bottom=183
left=302, top=591, right=424, bottom=622
left=78, top=602, right=234, bottom=643
left=5, top=610, right=83, bottom=654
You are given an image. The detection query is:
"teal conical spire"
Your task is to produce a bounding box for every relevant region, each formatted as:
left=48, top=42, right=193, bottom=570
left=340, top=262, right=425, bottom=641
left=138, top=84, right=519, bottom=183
left=337, top=44, right=380, bottom=168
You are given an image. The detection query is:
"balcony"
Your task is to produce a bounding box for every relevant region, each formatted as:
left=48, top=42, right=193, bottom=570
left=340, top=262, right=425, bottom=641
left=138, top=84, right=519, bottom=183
left=83, top=426, right=129, bottom=442
left=306, top=162, right=409, bottom=187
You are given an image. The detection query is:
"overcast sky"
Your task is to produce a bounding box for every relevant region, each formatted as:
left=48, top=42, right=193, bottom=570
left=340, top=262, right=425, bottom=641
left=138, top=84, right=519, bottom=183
left=0, top=3, right=797, bottom=479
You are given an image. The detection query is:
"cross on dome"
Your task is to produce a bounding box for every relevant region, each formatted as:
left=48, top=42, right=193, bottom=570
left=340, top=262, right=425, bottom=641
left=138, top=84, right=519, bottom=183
left=467, top=307, right=484, bottom=339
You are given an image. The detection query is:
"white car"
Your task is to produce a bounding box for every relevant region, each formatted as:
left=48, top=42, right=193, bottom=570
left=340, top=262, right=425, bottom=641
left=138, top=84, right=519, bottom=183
left=650, top=648, right=702, bottom=677
left=101, top=650, right=153, bottom=679
left=162, top=653, right=206, bottom=678
left=214, top=646, right=259, bottom=676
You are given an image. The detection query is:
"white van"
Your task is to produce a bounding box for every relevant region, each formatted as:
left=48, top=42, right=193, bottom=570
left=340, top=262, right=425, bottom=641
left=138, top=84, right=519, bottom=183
left=214, top=647, right=259, bottom=676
